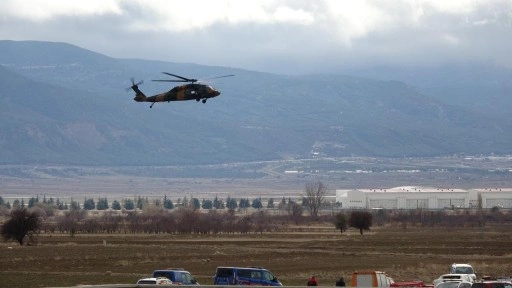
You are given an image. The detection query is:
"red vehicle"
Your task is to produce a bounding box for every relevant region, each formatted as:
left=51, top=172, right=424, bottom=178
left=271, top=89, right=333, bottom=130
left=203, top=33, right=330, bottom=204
left=391, top=281, right=433, bottom=288
left=471, top=281, right=512, bottom=288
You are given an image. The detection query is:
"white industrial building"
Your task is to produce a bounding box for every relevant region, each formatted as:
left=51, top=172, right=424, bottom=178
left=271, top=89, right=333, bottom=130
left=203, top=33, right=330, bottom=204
left=335, top=186, right=512, bottom=209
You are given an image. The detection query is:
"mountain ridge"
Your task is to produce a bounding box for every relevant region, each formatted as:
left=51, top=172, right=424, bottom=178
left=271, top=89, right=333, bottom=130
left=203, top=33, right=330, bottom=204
left=1, top=40, right=511, bottom=166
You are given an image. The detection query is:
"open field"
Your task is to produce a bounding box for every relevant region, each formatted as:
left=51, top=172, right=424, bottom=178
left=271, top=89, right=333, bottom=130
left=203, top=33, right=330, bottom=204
left=2, top=225, right=512, bottom=288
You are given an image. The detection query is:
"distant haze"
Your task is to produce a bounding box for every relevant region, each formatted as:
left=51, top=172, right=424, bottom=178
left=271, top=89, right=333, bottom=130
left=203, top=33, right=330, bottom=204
left=1, top=0, right=512, bottom=74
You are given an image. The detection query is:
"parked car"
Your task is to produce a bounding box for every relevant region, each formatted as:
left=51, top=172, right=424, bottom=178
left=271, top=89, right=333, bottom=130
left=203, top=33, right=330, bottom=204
left=481, top=276, right=512, bottom=283
left=152, top=268, right=199, bottom=285
left=136, top=277, right=172, bottom=285
left=214, top=266, right=282, bottom=286
left=434, top=274, right=474, bottom=286
left=495, top=277, right=512, bottom=283
left=451, top=264, right=477, bottom=282
left=436, top=281, right=472, bottom=288
left=472, top=281, right=512, bottom=288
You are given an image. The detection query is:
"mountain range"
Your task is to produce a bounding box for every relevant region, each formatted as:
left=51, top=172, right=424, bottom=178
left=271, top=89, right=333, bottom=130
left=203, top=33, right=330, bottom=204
left=0, top=40, right=511, bottom=166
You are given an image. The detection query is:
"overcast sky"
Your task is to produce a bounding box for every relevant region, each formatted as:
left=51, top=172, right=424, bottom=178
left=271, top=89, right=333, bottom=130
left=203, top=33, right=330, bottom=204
left=1, top=0, right=511, bottom=74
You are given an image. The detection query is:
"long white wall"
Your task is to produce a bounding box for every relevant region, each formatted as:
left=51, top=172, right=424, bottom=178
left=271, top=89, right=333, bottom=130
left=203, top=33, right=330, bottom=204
left=336, top=187, right=512, bottom=209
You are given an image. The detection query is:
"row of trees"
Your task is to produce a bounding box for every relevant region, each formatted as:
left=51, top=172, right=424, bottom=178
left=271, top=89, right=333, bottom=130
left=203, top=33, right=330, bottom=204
left=0, top=181, right=327, bottom=211
left=4, top=203, right=512, bottom=245
left=0, top=195, right=171, bottom=211
left=0, top=195, right=304, bottom=212
left=0, top=205, right=373, bottom=245
left=0, top=181, right=330, bottom=245
left=5, top=181, right=509, bottom=245
left=2, top=196, right=156, bottom=211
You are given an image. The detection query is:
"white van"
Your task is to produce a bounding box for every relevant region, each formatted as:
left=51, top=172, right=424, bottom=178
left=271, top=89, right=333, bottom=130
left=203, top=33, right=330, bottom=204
left=451, top=264, right=477, bottom=282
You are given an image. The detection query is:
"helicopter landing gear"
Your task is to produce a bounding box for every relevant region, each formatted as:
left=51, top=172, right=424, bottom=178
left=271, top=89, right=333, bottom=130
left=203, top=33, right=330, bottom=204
left=150, top=102, right=156, bottom=108
left=202, top=99, right=207, bottom=103
left=196, top=98, right=200, bottom=102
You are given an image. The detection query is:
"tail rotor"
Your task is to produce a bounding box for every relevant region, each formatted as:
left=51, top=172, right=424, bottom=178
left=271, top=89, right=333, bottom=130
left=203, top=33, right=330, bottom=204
left=126, top=78, right=144, bottom=91
left=127, top=77, right=148, bottom=103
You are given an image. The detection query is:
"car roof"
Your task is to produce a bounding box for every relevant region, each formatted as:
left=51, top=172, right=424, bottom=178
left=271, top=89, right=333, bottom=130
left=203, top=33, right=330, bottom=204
left=137, top=277, right=157, bottom=283
left=217, top=266, right=267, bottom=270
left=153, top=269, right=190, bottom=273
left=438, top=281, right=472, bottom=287
left=138, top=277, right=172, bottom=282
left=154, top=268, right=187, bottom=271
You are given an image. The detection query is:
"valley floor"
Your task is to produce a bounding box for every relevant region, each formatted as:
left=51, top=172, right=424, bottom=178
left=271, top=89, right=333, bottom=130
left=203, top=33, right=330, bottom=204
left=1, top=225, right=511, bottom=288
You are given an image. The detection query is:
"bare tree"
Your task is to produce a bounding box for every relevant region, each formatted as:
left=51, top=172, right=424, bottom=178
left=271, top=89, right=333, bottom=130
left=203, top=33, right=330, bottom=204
left=349, top=211, right=373, bottom=235
left=334, top=212, right=347, bottom=233
left=253, top=211, right=271, bottom=233
left=1, top=208, right=41, bottom=245
left=288, top=202, right=304, bottom=224
left=304, top=181, right=327, bottom=218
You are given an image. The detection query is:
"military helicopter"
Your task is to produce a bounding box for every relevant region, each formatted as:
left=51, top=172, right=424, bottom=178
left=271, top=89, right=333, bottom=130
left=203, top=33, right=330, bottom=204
left=129, top=72, right=234, bottom=108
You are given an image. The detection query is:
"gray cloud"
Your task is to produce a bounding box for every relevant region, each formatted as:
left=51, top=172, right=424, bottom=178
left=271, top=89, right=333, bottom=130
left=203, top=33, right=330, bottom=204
left=1, top=0, right=511, bottom=74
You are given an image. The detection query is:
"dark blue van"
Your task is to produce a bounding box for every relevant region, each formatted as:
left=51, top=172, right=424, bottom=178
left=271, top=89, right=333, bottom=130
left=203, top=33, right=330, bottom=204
left=214, top=266, right=282, bottom=286
left=152, top=268, right=199, bottom=285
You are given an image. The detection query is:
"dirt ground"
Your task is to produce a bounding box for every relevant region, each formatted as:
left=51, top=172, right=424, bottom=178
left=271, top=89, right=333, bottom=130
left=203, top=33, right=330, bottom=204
left=1, top=224, right=512, bottom=288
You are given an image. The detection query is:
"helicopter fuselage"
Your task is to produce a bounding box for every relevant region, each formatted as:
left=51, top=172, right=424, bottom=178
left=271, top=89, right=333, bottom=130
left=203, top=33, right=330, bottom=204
left=129, top=72, right=232, bottom=108
left=145, top=83, right=220, bottom=103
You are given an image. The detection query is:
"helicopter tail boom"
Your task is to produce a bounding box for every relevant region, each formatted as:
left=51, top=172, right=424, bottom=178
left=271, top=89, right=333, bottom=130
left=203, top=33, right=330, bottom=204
left=131, top=83, right=147, bottom=102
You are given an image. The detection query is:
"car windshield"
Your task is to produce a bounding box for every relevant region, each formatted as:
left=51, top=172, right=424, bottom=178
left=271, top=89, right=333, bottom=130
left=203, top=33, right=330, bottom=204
left=263, top=271, right=276, bottom=281
left=216, top=268, right=234, bottom=277
left=153, top=271, right=171, bottom=279
left=438, top=282, right=463, bottom=288
left=181, top=272, right=192, bottom=284
left=455, top=267, right=474, bottom=274
left=444, top=275, right=463, bottom=280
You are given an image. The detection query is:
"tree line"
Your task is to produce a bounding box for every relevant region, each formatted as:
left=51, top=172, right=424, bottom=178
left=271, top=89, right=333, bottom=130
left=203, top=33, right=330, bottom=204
left=1, top=204, right=368, bottom=245
left=2, top=204, right=512, bottom=245
left=0, top=180, right=328, bottom=214
left=0, top=195, right=295, bottom=213
left=2, top=181, right=511, bottom=245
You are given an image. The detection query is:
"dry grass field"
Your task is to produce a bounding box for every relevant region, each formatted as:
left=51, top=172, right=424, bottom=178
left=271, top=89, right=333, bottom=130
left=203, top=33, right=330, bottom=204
left=1, top=224, right=512, bottom=288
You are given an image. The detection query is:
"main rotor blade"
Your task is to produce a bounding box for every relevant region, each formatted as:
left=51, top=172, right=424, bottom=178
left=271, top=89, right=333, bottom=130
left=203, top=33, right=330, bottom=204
left=154, top=72, right=233, bottom=83
left=161, top=72, right=197, bottom=82
left=200, top=74, right=235, bottom=81
left=151, top=79, right=187, bottom=82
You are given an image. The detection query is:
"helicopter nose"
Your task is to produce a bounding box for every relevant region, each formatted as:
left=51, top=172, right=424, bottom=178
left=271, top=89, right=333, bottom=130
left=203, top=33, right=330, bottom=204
left=210, top=88, right=220, bottom=97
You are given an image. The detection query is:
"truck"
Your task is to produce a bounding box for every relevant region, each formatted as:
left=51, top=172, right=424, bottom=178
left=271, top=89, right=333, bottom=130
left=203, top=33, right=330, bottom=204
left=352, top=271, right=394, bottom=287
